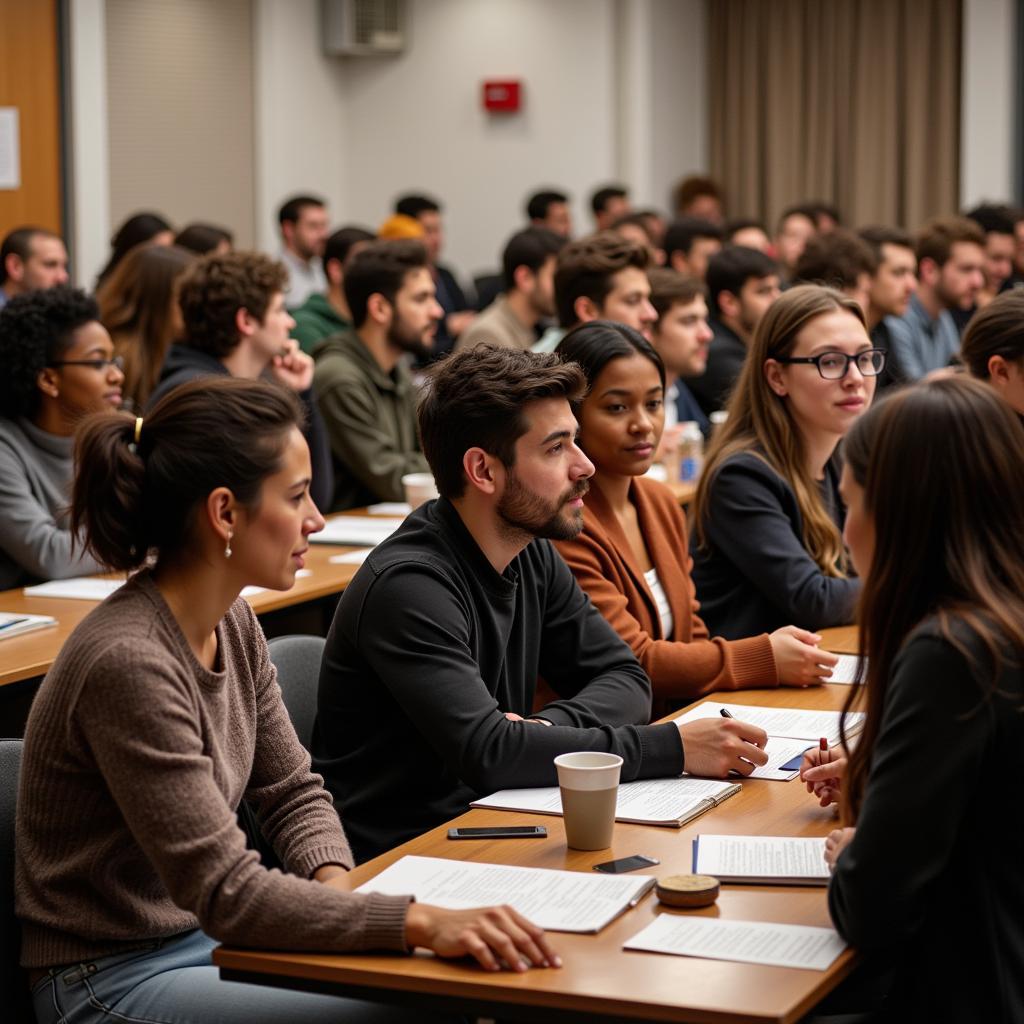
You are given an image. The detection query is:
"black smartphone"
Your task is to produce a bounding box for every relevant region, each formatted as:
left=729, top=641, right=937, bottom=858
left=447, top=825, right=548, bottom=840
left=592, top=854, right=660, bottom=874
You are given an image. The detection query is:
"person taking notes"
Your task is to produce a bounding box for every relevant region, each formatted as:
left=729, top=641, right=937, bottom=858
left=806, top=378, right=1024, bottom=1021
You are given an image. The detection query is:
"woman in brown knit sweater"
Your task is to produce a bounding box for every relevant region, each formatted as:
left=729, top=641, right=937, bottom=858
left=554, top=321, right=837, bottom=713
left=16, top=376, right=557, bottom=1024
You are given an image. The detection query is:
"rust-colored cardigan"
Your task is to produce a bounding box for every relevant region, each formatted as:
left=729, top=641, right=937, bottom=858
left=554, top=475, right=777, bottom=707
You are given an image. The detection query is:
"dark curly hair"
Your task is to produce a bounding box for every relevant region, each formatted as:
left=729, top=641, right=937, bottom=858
left=0, top=286, right=100, bottom=419
left=178, top=251, right=288, bottom=358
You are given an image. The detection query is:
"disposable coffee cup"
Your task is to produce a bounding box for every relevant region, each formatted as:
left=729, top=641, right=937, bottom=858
left=401, top=472, right=439, bottom=510
left=554, top=752, right=622, bottom=850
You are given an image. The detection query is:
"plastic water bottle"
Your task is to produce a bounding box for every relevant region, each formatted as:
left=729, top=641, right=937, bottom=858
left=679, top=421, right=705, bottom=482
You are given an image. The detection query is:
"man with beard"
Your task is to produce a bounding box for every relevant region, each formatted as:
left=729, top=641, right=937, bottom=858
left=885, top=217, right=985, bottom=380
left=456, top=227, right=565, bottom=352
left=277, top=194, right=330, bottom=309
left=312, top=345, right=768, bottom=862
left=313, top=239, right=441, bottom=510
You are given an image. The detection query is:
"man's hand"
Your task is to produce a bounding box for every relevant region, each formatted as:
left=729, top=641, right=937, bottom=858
left=769, top=625, right=837, bottom=687
left=404, top=903, right=561, bottom=973
left=825, top=827, right=855, bottom=870
left=800, top=747, right=848, bottom=807
left=271, top=338, right=315, bottom=392
left=678, top=717, right=769, bottom=777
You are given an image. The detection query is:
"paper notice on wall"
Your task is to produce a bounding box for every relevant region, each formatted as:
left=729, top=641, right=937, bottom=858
left=0, top=108, right=20, bottom=190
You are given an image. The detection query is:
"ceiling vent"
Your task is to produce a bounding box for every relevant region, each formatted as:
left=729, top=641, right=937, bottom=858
left=322, top=0, right=407, bottom=56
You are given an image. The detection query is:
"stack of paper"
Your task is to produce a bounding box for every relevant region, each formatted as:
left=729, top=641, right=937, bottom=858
left=309, top=516, right=405, bottom=547
left=0, top=611, right=58, bottom=640
left=624, top=915, right=846, bottom=971
left=472, top=777, right=740, bottom=827
left=355, top=855, right=655, bottom=933
left=692, top=834, right=830, bottom=885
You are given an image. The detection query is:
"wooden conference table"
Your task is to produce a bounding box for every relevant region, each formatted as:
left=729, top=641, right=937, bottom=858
left=0, top=540, right=366, bottom=689
left=215, top=683, right=863, bottom=1024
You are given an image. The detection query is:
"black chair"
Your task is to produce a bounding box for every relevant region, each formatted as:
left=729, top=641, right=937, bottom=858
left=267, top=635, right=326, bottom=752
left=0, top=739, right=31, bottom=1023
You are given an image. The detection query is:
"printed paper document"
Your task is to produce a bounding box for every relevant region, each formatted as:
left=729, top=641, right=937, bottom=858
left=355, top=855, right=655, bottom=933
left=692, top=834, right=829, bottom=885
left=674, top=702, right=862, bottom=746
left=624, top=915, right=846, bottom=971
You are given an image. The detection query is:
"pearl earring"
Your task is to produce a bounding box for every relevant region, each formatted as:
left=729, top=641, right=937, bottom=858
left=225, top=530, right=233, bottom=559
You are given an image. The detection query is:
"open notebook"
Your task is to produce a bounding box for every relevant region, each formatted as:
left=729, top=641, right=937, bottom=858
left=472, top=777, right=740, bottom=828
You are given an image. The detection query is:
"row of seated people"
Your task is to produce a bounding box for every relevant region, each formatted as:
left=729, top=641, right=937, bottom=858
left=11, top=331, right=1024, bottom=1023
left=3, top=193, right=1018, bottom=509
left=1, top=234, right=1022, bottom=624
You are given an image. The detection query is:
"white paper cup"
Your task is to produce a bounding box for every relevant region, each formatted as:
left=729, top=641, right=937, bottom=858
left=554, top=752, right=622, bottom=850
left=401, top=473, right=439, bottom=509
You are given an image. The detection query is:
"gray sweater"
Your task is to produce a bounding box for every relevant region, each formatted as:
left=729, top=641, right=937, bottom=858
left=16, top=570, right=411, bottom=967
left=0, top=417, right=104, bottom=590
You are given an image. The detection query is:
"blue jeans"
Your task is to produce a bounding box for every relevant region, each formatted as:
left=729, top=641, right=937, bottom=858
left=31, top=928, right=450, bottom=1024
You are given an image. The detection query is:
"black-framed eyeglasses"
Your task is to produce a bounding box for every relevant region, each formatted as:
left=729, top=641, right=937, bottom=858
left=47, top=355, right=125, bottom=372
left=774, top=348, right=886, bottom=380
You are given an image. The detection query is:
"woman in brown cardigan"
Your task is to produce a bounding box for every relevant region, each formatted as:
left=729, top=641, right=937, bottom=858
left=554, top=321, right=836, bottom=709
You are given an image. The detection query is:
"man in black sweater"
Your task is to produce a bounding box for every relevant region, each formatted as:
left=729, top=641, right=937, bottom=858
left=313, top=346, right=767, bottom=862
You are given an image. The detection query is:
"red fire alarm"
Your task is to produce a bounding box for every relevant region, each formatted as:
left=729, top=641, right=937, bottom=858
left=482, top=79, right=521, bottom=113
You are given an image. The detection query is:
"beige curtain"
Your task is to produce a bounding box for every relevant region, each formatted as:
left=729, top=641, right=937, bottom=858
left=709, top=0, right=961, bottom=231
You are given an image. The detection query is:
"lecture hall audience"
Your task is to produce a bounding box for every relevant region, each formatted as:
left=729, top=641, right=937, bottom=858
left=16, top=376, right=559, bottom=1024
left=10, top=132, right=1024, bottom=1024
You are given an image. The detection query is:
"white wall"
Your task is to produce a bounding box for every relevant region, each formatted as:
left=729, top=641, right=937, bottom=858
left=251, top=0, right=708, bottom=277
left=67, top=0, right=110, bottom=288
left=961, top=0, right=1017, bottom=206
left=340, top=0, right=618, bottom=276
left=252, top=0, right=349, bottom=254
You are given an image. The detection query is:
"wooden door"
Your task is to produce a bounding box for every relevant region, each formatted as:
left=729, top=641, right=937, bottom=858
left=0, top=0, right=62, bottom=233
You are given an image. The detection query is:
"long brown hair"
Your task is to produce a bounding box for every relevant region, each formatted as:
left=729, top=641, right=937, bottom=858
left=693, top=284, right=866, bottom=577
left=96, top=243, right=195, bottom=409
left=841, top=377, right=1024, bottom=822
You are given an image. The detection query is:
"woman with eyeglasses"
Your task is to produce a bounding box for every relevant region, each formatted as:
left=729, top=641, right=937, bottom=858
left=0, top=286, right=124, bottom=588
left=690, top=285, right=880, bottom=639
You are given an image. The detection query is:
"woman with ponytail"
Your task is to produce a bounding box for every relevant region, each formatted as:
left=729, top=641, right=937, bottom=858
left=690, top=285, right=879, bottom=638
left=16, top=376, right=558, bottom=1024
left=804, top=377, right=1024, bottom=1020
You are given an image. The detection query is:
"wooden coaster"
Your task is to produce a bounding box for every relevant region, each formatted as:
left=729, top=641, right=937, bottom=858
left=656, top=874, right=720, bottom=908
